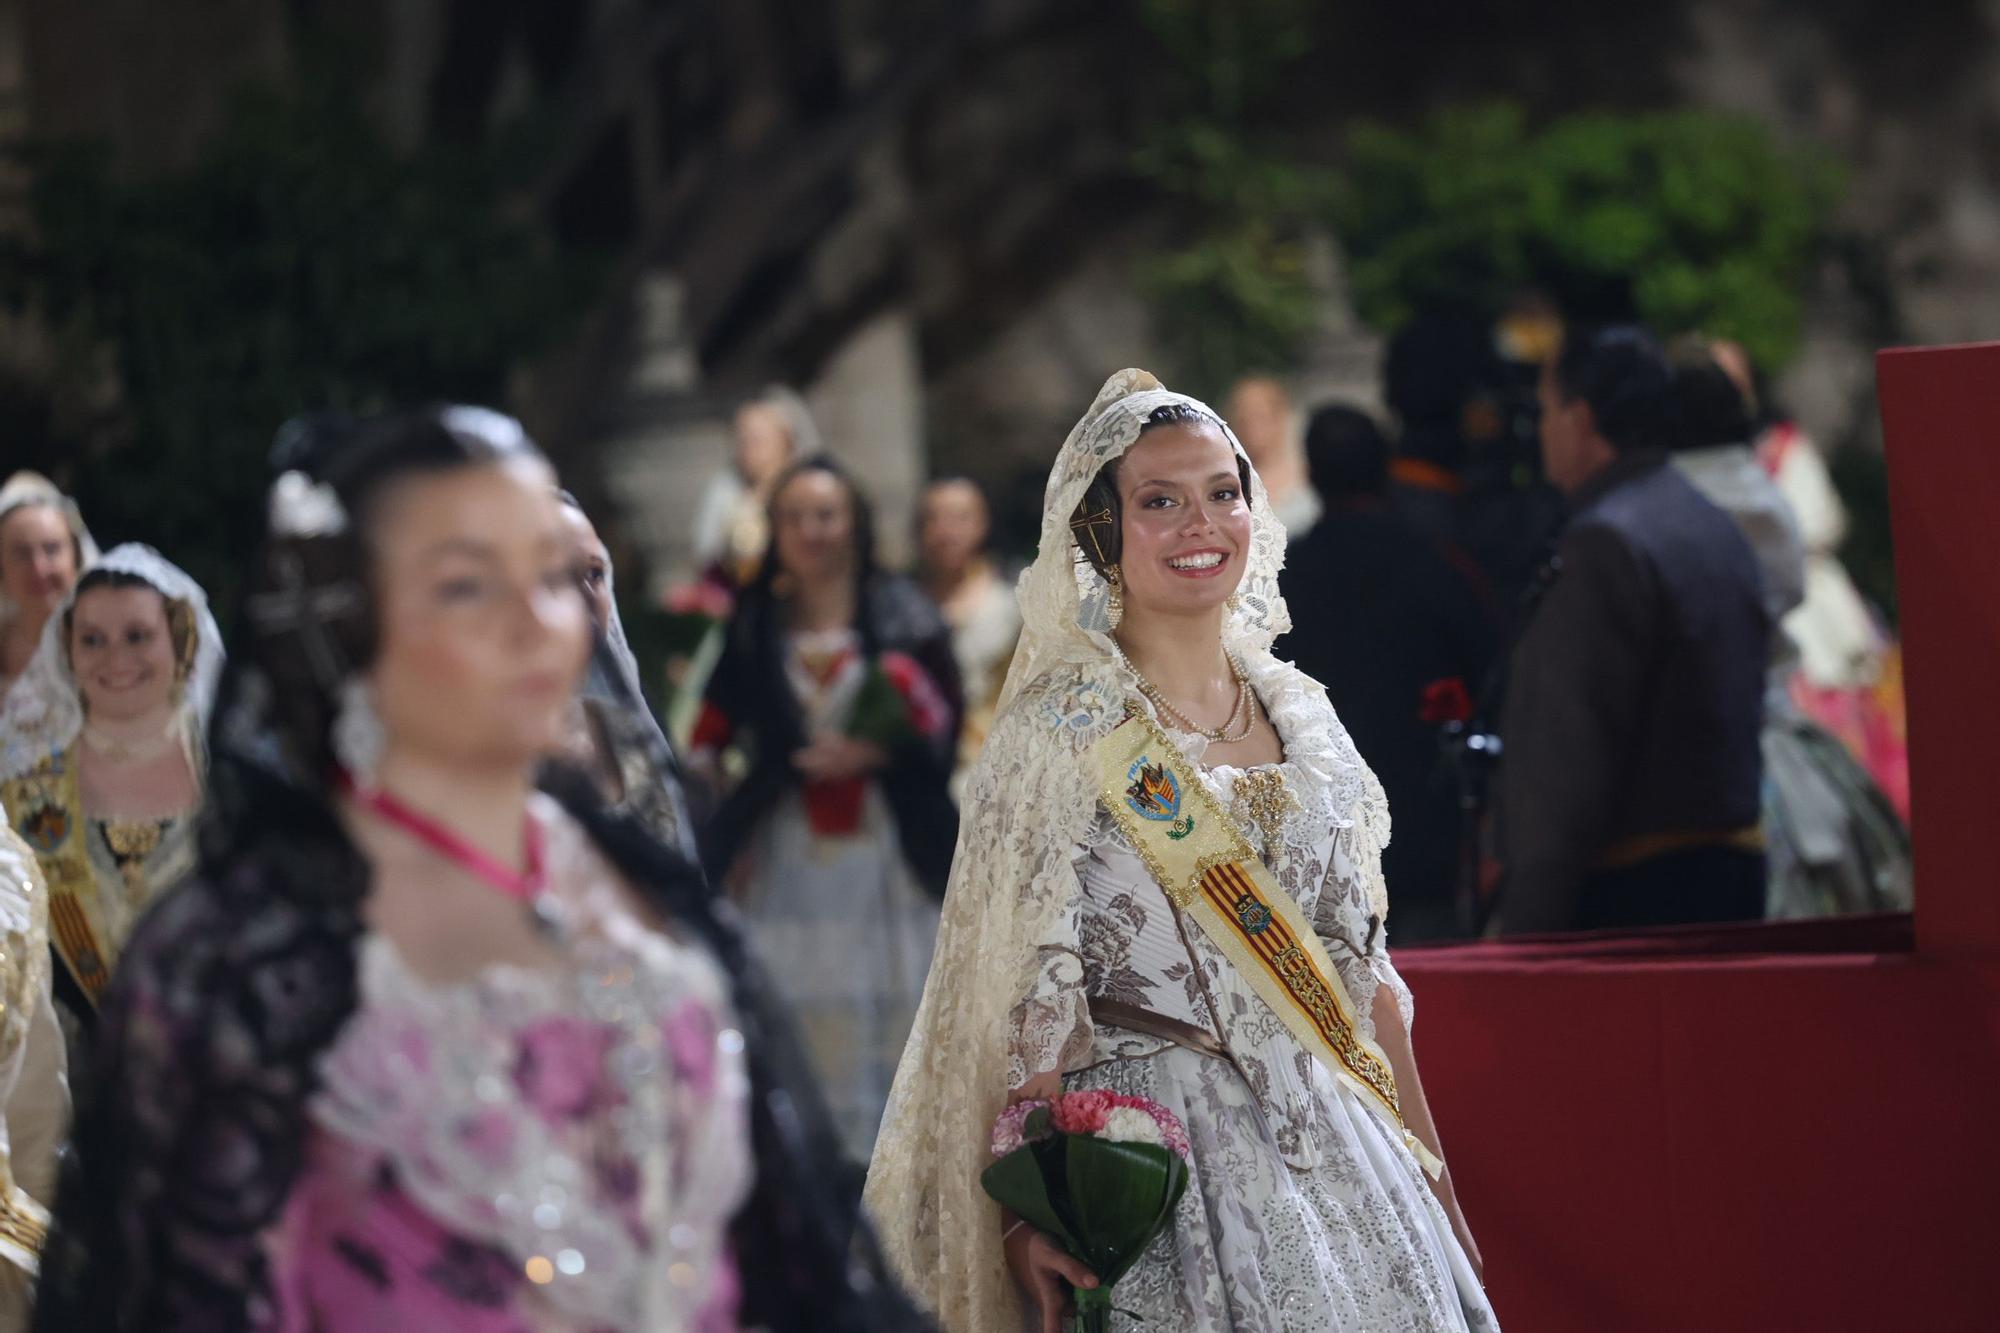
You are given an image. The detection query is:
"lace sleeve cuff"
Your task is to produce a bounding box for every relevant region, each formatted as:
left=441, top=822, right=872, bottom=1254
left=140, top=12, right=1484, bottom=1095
left=1371, top=952, right=1415, bottom=1037
left=1006, top=946, right=1092, bottom=1091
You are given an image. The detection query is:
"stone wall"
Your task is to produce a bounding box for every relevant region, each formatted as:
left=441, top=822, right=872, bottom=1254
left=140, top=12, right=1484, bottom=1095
left=1681, top=0, right=2000, bottom=451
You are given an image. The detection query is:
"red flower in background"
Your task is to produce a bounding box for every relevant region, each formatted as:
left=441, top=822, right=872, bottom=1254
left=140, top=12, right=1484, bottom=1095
left=1419, top=677, right=1474, bottom=726
left=665, top=579, right=734, bottom=620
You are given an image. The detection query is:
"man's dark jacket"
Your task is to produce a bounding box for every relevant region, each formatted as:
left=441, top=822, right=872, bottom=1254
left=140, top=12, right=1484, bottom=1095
left=1498, top=449, right=1769, bottom=932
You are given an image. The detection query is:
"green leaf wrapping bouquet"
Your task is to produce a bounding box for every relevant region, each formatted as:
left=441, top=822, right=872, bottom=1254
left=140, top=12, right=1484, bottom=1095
left=845, top=655, right=923, bottom=752
left=983, top=1091, right=1192, bottom=1332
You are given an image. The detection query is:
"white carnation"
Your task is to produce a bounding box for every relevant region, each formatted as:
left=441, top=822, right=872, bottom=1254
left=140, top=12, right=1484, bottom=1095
left=1100, top=1106, right=1165, bottom=1147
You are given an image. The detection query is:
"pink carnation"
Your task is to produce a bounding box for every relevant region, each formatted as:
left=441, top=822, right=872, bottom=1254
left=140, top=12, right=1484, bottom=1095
left=989, top=1090, right=1192, bottom=1161
left=991, top=1099, right=1050, bottom=1158
left=1150, top=1108, right=1192, bottom=1162
left=1050, top=1090, right=1116, bottom=1135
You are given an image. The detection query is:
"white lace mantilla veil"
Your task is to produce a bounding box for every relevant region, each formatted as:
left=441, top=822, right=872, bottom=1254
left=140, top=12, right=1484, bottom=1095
left=0, top=472, right=101, bottom=648
left=863, top=369, right=1395, bottom=1330
left=0, top=544, right=224, bottom=781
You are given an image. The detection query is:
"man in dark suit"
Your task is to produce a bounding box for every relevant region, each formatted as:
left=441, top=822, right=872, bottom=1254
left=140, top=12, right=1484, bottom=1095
left=1279, top=404, right=1496, bottom=942
left=1496, top=325, right=1770, bottom=933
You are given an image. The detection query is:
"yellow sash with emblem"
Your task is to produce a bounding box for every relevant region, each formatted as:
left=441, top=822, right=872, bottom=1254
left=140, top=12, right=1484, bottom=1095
left=1091, top=707, right=1443, bottom=1178
left=2, top=752, right=116, bottom=1008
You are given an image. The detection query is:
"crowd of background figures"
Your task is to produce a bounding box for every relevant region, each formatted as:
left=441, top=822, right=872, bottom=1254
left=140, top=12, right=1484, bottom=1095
left=0, top=309, right=1910, bottom=1327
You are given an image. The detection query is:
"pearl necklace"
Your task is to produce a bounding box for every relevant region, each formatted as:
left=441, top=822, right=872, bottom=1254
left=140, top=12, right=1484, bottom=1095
left=1112, top=642, right=1258, bottom=743
left=81, top=715, right=182, bottom=764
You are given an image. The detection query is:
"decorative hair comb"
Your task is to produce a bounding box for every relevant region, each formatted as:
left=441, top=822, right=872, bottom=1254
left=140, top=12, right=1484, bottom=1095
left=268, top=470, right=348, bottom=538
left=1069, top=501, right=1116, bottom=567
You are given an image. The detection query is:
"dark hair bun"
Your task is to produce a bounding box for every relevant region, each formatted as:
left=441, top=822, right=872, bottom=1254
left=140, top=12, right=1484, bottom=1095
left=268, top=412, right=360, bottom=477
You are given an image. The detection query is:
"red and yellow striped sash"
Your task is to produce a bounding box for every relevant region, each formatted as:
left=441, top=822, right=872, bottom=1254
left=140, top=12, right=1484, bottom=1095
left=1090, top=708, right=1441, bottom=1176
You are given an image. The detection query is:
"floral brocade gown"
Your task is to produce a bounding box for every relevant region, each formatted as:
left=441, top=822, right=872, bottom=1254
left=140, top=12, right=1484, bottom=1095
left=1011, top=671, right=1496, bottom=1332
left=267, top=798, right=753, bottom=1333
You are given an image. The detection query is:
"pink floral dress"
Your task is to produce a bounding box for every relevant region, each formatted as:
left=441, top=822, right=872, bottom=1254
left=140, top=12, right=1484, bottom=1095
left=269, top=799, right=752, bottom=1332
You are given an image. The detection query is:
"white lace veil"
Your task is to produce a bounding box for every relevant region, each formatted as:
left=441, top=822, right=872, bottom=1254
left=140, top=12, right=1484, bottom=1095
left=998, top=367, right=1291, bottom=706
left=0, top=471, right=101, bottom=647
left=0, top=544, right=224, bottom=780
left=865, top=369, right=1308, bottom=1330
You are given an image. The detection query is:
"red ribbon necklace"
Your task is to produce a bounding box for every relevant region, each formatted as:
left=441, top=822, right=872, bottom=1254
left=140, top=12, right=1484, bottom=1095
left=336, top=770, right=546, bottom=903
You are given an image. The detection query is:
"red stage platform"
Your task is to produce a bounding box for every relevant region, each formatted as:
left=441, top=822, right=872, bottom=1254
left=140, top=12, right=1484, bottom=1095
left=1397, top=342, right=2000, bottom=1332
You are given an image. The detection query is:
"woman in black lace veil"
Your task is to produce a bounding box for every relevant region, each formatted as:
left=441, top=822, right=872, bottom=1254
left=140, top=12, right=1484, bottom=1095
left=33, top=408, right=927, bottom=1331
left=696, top=455, right=963, bottom=893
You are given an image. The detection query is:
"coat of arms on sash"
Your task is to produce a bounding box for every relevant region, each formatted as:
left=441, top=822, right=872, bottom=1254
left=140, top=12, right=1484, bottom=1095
left=1231, top=889, right=1273, bottom=936
left=1092, top=709, right=1443, bottom=1178
left=1125, top=756, right=1196, bottom=840
left=16, top=800, right=68, bottom=852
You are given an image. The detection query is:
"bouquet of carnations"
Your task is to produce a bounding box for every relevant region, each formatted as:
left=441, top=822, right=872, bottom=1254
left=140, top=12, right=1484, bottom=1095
left=845, top=654, right=924, bottom=752
left=982, top=1091, right=1192, bottom=1332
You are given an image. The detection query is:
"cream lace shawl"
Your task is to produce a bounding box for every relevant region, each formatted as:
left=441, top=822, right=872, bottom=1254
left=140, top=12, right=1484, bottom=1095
left=863, top=370, right=1393, bottom=1330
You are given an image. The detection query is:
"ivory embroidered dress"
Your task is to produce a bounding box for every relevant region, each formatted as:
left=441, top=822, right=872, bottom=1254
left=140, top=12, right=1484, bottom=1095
left=865, top=369, right=1495, bottom=1332
left=0, top=820, right=67, bottom=1333
left=1014, top=662, right=1490, bottom=1330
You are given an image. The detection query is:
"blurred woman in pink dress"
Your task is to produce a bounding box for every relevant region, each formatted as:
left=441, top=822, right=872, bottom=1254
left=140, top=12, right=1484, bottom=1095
left=33, top=409, right=923, bottom=1333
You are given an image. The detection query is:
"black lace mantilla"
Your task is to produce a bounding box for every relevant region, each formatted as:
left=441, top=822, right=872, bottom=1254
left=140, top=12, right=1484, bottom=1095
left=33, top=651, right=930, bottom=1332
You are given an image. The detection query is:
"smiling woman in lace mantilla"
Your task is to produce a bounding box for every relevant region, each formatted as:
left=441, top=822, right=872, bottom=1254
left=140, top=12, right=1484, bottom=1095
left=0, top=543, right=222, bottom=1057
left=865, top=369, right=1497, bottom=1333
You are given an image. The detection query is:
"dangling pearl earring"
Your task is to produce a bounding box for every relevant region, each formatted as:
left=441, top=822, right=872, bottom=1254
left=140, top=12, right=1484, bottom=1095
left=1106, top=567, right=1124, bottom=631
left=333, top=677, right=386, bottom=789
left=1226, top=592, right=1242, bottom=613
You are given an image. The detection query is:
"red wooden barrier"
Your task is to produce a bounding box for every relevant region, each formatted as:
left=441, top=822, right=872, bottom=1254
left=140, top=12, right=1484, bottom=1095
left=1396, top=342, right=2000, bottom=1332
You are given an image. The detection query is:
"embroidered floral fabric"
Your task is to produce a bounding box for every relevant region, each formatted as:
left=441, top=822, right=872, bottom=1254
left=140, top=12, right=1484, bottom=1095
left=866, top=368, right=1455, bottom=1330
left=272, top=800, right=751, bottom=1332
left=33, top=425, right=927, bottom=1333
left=0, top=820, right=63, bottom=1331
left=1005, top=662, right=1493, bottom=1330
left=876, top=652, right=1491, bottom=1332
left=1010, top=653, right=1408, bottom=1129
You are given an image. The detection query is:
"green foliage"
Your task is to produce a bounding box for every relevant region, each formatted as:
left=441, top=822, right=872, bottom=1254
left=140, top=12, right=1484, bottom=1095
left=14, top=76, right=601, bottom=608
left=1331, top=103, right=1844, bottom=367
left=1134, top=0, right=1313, bottom=126
left=1132, top=137, right=1329, bottom=398
left=1131, top=0, right=1330, bottom=398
